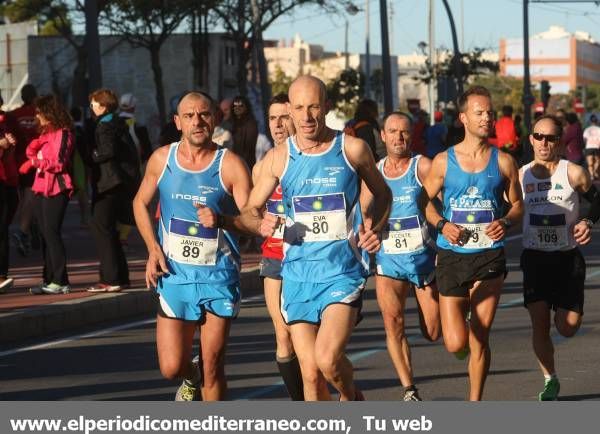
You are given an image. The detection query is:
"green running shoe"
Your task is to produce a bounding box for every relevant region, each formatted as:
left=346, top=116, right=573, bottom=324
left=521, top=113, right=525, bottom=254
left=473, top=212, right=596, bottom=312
left=538, top=377, right=560, bottom=401
left=454, top=346, right=470, bottom=360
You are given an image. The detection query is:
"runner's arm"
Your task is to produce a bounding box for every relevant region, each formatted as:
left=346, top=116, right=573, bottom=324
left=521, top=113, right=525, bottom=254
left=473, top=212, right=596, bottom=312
left=416, top=156, right=440, bottom=227
left=133, top=146, right=170, bottom=288
left=568, top=161, right=595, bottom=245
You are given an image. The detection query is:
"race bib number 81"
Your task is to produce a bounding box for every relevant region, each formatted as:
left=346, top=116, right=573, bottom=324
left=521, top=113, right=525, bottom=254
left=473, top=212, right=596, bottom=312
left=450, top=209, right=494, bottom=249
left=168, top=217, right=218, bottom=266
left=266, top=198, right=285, bottom=240
left=382, top=216, right=424, bottom=254
left=292, top=193, right=347, bottom=242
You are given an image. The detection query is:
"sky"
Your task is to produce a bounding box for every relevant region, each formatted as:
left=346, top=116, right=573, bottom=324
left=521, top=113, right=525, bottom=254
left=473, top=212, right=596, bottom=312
left=262, top=0, right=600, bottom=56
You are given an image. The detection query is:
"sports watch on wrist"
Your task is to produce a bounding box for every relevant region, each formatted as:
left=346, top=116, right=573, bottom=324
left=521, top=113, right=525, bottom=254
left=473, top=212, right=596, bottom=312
left=436, top=218, right=449, bottom=234
left=500, top=217, right=512, bottom=228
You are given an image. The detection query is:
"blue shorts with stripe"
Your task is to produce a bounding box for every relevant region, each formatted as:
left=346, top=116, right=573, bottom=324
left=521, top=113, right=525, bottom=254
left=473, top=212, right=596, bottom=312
left=281, top=277, right=365, bottom=325
left=156, top=279, right=240, bottom=322
left=376, top=247, right=436, bottom=288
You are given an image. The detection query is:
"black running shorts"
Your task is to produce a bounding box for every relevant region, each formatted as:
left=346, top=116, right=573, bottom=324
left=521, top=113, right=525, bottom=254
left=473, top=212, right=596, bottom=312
left=436, top=248, right=507, bottom=297
left=520, top=248, right=585, bottom=314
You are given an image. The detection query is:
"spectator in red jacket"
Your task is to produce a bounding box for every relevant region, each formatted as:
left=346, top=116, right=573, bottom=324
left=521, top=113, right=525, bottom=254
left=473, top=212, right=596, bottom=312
left=20, top=95, right=75, bottom=295
left=492, top=105, right=519, bottom=155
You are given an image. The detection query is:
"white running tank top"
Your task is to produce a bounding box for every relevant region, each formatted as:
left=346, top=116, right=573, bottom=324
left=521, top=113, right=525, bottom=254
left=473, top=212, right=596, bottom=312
left=521, top=159, right=579, bottom=251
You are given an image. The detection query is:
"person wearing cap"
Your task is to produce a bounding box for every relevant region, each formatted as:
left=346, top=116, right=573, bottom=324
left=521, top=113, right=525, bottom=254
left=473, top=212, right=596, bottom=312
left=119, top=93, right=152, bottom=167
left=424, top=110, right=447, bottom=159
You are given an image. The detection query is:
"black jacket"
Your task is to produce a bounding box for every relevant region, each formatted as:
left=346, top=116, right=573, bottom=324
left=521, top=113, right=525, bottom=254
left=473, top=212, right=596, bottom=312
left=91, top=114, right=141, bottom=195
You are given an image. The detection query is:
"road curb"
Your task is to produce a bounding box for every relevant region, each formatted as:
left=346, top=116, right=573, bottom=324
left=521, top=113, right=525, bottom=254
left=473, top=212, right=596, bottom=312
left=0, top=270, right=261, bottom=345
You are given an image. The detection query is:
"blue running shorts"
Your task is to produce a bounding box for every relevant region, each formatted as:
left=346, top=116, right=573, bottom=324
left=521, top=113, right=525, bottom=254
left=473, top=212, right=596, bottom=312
left=281, top=277, right=365, bottom=325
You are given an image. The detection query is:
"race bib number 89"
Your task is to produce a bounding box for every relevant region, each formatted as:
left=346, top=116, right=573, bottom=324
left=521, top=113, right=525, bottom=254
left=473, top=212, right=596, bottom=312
left=168, top=217, right=218, bottom=266
left=382, top=216, right=424, bottom=254
left=450, top=209, right=494, bottom=249
left=292, top=193, right=347, bottom=242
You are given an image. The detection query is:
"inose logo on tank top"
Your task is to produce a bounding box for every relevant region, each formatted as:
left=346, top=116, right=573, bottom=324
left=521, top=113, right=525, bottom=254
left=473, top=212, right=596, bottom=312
left=303, top=177, right=337, bottom=187
left=448, top=186, right=492, bottom=209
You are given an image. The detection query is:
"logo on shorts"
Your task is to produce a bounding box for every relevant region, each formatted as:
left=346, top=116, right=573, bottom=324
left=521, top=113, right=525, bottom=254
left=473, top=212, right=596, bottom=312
left=538, top=182, right=552, bottom=191
left=330, top=291, right=345, bottom=297
left=525, top=183, right=535, bottom=193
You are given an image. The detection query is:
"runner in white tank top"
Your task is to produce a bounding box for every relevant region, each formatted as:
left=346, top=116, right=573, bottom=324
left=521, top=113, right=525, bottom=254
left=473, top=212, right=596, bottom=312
left=518, top=114, right=597, bottom=401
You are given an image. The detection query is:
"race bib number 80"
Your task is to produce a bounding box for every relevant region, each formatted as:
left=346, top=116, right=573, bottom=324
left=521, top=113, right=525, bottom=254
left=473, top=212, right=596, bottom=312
left=450, top=209, right=494, bottom=249
left=292, top=193, right=347, bottom=242
left=168, top=217, right=218, bottom=266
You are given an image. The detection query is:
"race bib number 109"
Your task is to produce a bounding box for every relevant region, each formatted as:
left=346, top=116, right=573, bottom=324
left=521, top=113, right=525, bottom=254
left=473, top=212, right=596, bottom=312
left=168, top=217, right=218, bottom=266
left=292, top=193, right=347, bottom=242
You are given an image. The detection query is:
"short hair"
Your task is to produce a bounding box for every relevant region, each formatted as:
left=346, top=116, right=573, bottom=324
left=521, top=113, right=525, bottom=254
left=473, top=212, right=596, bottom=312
left=382, top=111, right=413, bottom=129
left=21, top=84, right=37, bottom=105
left=89, top=88, right=119, bottom=113
left=591, top=114, right=598, bottom=123
left=354, top=99, right=378, bottom=121
left=502, top=105, right=513, bottom=117
left=35, top=94, right=73, bottom=131
left=566, top=112, right=579, bottom=125
left=458, top=86, right=491, bottom=113
left=269, top=93, right=289, bottom=107
left=532, top=114, right=563, bottom=137
left=176, top=91, right=215, bottom=114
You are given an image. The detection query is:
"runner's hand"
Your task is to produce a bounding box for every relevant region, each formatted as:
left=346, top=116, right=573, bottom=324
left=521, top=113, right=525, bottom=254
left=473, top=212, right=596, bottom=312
left=146, top=247, right=168, bottom=289
left=358, top=219, right=380, bottom=253
left=485, top=220, right=506, bottom=242
left=442, top=222, right=464, bottom=245
left=260, top=213, right=281, bottom=238
left=573, top=220, right=592, bottom=245
left=195, top=203, right=217, bottom=228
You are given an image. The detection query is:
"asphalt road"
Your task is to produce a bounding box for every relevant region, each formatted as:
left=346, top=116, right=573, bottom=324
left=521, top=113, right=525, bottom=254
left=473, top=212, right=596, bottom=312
left=1, top=233, right=600, bottom=401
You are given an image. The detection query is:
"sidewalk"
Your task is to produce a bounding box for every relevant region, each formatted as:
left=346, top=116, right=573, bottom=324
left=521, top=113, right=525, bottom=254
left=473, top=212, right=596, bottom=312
left=0, top=202, right=262, bottom=345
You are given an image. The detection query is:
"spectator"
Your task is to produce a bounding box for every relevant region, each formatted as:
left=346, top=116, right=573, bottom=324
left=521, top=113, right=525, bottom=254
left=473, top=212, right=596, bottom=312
left=87, top=89, right=141, bottom=293
left=424, top=110, right=447, bottom=158
left=350, top=99, right=383, bottom=159
left=119, top=93, right=152, bottom=167
left=583, top=114, right=600, bottom=180
left=411, top=110, right=427, bottom=156
left=0, top=92, right=18, bottom=293
left=232, top=95, right=258, bottom=170
left=212, top=107, right=233, bottom=149
left=70, top=107, right=91, bottom=226
left=493, top=105, right=519, bottom=155
left=563, top=112, right=584, bottom=164
left=220, top=98, right=233, bottom=133
left=8, top=84, right=40, bottom=256
left=446, top=110, right=465, bottom=147
left=21, top=95, right=75, bottom=295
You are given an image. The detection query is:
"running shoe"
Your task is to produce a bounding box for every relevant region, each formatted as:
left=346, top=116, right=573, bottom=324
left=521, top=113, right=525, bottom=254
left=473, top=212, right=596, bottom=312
left=42, top=283, right=71, bottom=294
left=403, top=388, right=423, bottom=401
left=538, top=377, right=560, bottom=401
left=29, top=283, right=47, bottom=295
left=0, top=277, right=14, bottom=293
left=87, top=283, right=123, bottom=293
left=454, top=346, right=470, bottom=360
left=175, top=356, right=201, bottom=401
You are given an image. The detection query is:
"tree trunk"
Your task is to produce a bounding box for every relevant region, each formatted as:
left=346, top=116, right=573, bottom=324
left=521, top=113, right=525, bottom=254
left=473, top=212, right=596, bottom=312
left=71, top=47, right=88, bottom=108
left=149, top=45, right=167, bottom=125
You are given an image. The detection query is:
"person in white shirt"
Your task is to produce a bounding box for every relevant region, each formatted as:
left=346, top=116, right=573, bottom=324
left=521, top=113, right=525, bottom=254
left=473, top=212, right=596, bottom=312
left=583, top=114, right=600, bottom=180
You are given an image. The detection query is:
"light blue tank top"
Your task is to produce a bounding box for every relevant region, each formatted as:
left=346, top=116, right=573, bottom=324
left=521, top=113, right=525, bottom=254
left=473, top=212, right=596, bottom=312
left=157, top=143, right=240, bottom=284
left=280, top=132, right=368, bottom=282
left=437, top=146, right=504, bottom=253
left=376, top=155, right=432, bottom=260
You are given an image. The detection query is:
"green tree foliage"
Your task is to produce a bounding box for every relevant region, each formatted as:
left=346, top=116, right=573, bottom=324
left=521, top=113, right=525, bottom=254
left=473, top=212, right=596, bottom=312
left=418, top=47, right=499, bottom=87
left=1, top=0, right=73, bottom=37
left=470, top=75, right=540, bottom=115
left=102, top=0, right=197, bottom=123
left=327, top=68, right=363, bottom=118
left=269, top=65, right=292, bottom=96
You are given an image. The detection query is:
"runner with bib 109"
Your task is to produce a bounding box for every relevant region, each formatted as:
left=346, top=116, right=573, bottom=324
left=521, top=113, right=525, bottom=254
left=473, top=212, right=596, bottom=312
left=421, top=86, right=523, bottom=401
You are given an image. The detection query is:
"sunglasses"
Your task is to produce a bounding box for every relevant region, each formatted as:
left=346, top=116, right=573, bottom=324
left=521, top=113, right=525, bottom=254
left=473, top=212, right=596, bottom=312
left=532, top=132, right=561, bottom=143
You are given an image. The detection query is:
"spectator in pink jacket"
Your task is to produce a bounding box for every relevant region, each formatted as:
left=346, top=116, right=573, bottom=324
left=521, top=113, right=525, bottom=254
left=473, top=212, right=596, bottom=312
left=19, top=95, right=75, bottom=295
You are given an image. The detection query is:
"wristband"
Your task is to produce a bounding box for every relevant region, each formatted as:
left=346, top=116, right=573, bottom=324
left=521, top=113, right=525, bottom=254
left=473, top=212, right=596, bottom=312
left=436, top=218, right=448, bottom=234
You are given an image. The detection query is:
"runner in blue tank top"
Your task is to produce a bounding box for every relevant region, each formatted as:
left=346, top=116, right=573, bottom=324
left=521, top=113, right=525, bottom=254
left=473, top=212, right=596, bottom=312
left=213, top=76, right=392, bottom=401
left=133, top=92, right=251, bottom=401
left=361, top=112, right=441, bottom=401
left=421, top=86, right=523, bottom=400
